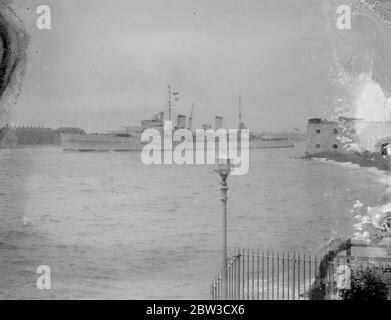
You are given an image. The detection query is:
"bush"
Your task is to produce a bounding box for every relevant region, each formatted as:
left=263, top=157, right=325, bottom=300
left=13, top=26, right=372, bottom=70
left=342, top=268, right=390, bottom=300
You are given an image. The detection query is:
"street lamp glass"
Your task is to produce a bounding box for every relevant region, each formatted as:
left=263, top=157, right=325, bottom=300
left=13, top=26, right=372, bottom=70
left=214, top=158, right=231, bottom=176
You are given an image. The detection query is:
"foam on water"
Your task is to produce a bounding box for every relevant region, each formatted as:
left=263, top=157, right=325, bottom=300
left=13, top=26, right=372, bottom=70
left=319, top=1, right=391, bottom=242
left=311, top=156, right=391, bottom=242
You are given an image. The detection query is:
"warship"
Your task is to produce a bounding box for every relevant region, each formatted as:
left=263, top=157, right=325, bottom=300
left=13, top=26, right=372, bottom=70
left=61, top=93, right=294, bottom=151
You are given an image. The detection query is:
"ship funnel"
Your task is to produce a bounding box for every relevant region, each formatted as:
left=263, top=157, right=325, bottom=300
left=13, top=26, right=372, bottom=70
left=215, top=116, right=223, bottom=130
left=176, top=114, right=187, bottom=129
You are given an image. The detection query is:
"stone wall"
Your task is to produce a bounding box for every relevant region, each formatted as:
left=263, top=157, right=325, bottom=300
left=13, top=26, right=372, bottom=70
left=354, top=121, right=391, bottom=153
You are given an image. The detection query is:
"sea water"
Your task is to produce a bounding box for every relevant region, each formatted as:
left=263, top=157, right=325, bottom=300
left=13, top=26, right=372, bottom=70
left=0, top=143, right=388, bottom=299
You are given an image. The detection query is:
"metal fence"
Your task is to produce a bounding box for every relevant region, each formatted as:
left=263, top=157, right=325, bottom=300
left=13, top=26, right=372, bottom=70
left=211, top=249, right=320, bottom=300
left=210, top=247, right=391, bottom=300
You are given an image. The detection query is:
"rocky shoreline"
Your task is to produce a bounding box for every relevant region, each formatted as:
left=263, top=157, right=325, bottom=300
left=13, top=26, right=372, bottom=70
left=306, top=151, right=391, bottom=172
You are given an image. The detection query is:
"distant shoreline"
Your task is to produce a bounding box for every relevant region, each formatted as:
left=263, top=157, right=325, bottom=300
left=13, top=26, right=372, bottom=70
left=0, top=144, right=61, bottom=149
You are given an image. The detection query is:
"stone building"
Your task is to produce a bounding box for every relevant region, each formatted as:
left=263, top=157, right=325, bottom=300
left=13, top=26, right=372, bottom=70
left=53, top=127, right=86, bottom=144
left=14, top=126, right=55, bottom=145
left=0, top=126, right=86, bottom=147
left=306, top=117, right=391, bottom=156
left=0, top=126, right=17, bottom=148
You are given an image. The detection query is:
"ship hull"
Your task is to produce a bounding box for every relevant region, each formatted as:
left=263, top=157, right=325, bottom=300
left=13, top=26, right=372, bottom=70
left=249, top=138, right=294, bottom=149
left=61, top=133, right=143, bottom=151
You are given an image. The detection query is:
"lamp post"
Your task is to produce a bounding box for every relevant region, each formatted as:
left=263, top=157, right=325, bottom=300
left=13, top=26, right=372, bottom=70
left=214, top=158, right=231, bottom=300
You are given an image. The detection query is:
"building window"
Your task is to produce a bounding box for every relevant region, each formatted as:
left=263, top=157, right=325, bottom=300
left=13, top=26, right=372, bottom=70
left=316, top=129, right=321, bottom=134
left=333, top=129, right=338, bottom=134
left=332, top=144, right=338, bottom=149
left=315, top=144, right=320, bottom=148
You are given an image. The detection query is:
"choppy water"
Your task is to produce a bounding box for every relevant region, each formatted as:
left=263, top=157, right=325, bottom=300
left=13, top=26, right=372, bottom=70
left=0, top=143, right=388, bottom=299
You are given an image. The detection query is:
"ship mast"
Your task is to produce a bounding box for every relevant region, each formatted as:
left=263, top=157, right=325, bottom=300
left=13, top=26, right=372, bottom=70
left=168, top=85, right=180, bottom=122
left=238, top=94, right=242, bottom=131
left=168, top=85, right=172, bottom=122
left=188, top=103, right=195, bottom=131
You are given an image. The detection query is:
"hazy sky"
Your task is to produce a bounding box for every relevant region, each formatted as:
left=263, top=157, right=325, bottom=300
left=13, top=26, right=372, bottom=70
left=8, top=0, right=391, bottom=132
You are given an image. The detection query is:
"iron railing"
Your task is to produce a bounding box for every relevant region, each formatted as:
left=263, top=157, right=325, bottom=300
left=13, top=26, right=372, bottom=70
left=211, top=249, right=320, bottom=300
left=211, top=246, right=391, bottom=300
